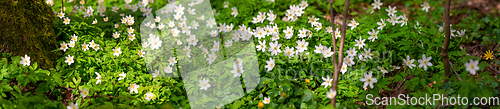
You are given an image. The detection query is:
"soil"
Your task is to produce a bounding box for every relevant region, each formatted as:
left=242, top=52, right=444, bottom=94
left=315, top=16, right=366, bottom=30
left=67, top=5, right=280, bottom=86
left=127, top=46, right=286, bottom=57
left=450, top=0, right=500, bottom=24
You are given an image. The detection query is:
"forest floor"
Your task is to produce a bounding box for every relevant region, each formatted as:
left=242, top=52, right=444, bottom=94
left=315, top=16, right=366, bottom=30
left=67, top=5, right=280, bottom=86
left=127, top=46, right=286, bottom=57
left=316, top=0, right=500, bottom=108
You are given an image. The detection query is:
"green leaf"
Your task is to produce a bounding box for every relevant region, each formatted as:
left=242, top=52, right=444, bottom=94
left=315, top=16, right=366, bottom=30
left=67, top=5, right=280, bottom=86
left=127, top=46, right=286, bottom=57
left=300, top=103, right=307, bottom=109
left=33, top=62, right=38, bottom=70
left=420, top=78, right=427, bottom=87
left=96, top=102, right=114, bottom=109
left=302, top=89, right=312, bottom=102
left=230, top=100, right=244, bottom=109
left=350, top=11, right=358, bottom=16
left=100, top=32, right=105, bottom=37
left=409, top=78, right=419, bottom=90
left=393, top=75, right=403, bottom=82
left=318, top=103, right=333, bottom=109
left=491, top=82, right=498, bottom=88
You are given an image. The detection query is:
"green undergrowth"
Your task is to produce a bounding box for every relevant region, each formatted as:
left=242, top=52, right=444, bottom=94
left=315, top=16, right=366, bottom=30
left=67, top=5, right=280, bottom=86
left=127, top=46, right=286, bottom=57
left=0, top=0, right=499, bottom=108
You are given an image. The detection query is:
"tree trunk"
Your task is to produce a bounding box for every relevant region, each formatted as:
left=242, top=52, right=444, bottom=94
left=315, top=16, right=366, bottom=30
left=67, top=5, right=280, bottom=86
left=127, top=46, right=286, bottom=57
left=331, top=0, right=349, bottom=107
left=0, top=0, right=60, bottom=70
left=441, top=0, right=451, bottom=83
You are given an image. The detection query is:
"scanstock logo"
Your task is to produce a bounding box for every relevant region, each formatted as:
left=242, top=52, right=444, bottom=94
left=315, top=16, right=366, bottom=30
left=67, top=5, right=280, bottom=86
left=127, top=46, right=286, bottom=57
left=140, top=0, right=259, bottom=108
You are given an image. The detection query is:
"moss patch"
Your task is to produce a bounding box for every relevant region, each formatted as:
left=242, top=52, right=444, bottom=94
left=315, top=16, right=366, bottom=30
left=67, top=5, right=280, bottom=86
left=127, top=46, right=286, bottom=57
left=0, top=0, right=61, bottom=70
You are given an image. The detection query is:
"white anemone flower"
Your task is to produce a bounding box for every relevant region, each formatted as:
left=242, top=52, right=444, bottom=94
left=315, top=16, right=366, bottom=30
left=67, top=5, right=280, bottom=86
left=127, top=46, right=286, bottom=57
left=464, top=59, right=480, bottom=75
left=265, top=58, right=275, bottom=72
left=20, top=54, right=31, bottom=66
left=321, top=75, right=333, bottom=88
left=128, top=83, right=139, bottom=94
left=360, top=72, right=377, bottom=89
left=199, top=78, right=210, bottom=90
left=417, top=54, right=433, bottom=71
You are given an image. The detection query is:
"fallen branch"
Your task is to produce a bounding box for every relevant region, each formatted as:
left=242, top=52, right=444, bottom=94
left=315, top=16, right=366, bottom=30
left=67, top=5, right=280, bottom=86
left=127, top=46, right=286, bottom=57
left=488, top=66, right=500, bottom=74
left=0, top=42, right=6, bottom=53
left=449, top=61, right=462, bottom=81
left=394, top=76, right=407, bottom=91
left=470, top=44, right=483, bottom=50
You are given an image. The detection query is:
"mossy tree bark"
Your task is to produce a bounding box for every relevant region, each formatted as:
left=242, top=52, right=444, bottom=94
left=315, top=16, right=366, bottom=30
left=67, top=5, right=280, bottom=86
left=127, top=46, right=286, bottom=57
left=0, top=0, right=61, bottom=70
